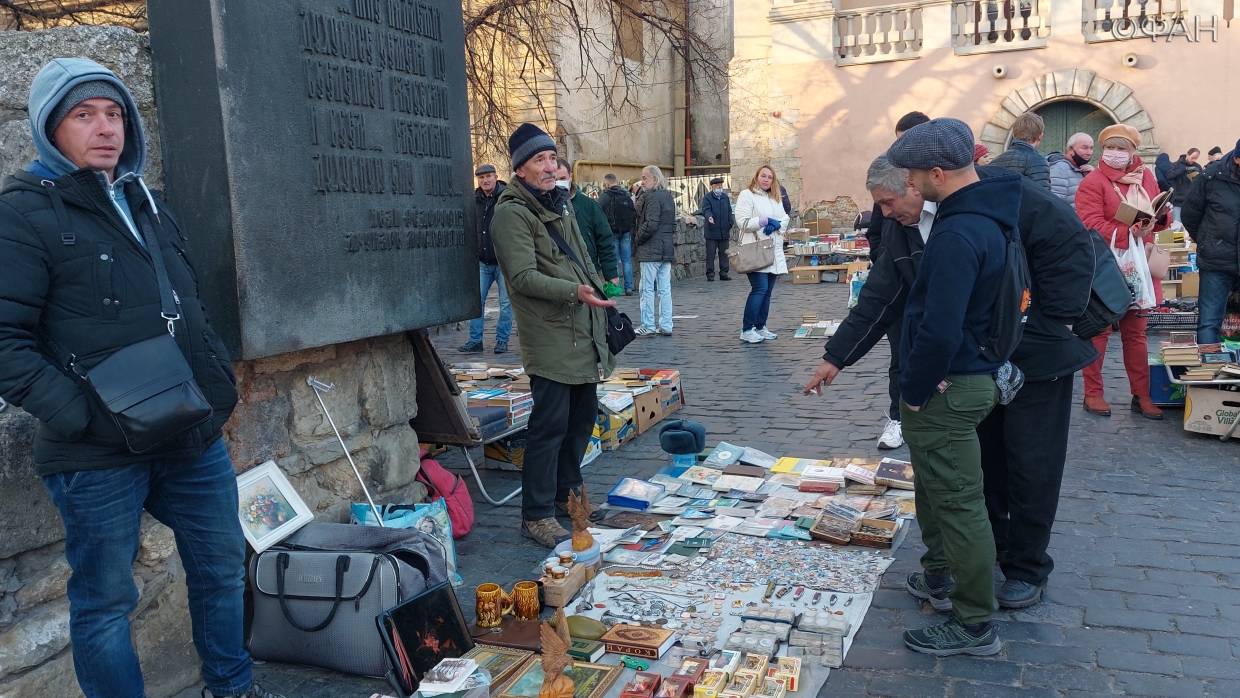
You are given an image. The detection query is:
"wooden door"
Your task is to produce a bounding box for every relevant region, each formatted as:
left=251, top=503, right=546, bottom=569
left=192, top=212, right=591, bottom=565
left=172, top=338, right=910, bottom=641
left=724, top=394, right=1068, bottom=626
left=1033, top=100, right=1115, bottom=163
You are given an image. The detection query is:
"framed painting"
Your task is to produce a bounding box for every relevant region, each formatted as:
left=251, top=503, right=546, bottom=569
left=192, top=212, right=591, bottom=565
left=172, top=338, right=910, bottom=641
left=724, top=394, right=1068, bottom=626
left=461, top=644, right=534, bottom=686
left=235, top=460, right=313, bottom=552
left=495, top=659, right=622, bottom=698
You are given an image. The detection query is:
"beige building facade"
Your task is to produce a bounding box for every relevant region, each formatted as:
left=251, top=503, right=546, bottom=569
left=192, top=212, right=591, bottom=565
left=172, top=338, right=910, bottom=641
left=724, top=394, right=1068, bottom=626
left=730, top=0, right=1237, bottom=211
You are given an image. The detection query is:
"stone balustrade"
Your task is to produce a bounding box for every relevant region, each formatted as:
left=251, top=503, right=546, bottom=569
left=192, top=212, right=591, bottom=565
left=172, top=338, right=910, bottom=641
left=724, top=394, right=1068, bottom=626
left=951, top=0, right=1052, bottom=54
left=1080, top=0, right=1188, bottom=42
left=833, top=3, right=925, bottom=66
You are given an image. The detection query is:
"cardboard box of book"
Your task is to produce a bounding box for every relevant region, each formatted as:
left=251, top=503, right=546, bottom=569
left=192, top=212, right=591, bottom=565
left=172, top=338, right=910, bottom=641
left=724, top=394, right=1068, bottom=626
left=483, top=433, right=525, bottom=470
left=633, top=389, right=663, bottom=434
left=1183, top=385, right=1240, bottom=437
left=594, top=407, right=638, bottom=450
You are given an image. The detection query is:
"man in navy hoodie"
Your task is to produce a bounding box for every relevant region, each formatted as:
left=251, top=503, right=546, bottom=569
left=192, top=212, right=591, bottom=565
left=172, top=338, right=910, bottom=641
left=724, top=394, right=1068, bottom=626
left=887, top=118, right=1021, bottom=657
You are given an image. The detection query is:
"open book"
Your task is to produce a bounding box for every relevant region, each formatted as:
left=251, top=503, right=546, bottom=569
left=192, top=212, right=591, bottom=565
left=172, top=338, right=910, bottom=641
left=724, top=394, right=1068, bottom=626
left=1116, top=188, right=1173, bottom=225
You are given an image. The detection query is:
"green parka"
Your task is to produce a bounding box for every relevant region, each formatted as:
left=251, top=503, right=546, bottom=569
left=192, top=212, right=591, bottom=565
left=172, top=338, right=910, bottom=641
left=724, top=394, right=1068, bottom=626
left=491, top=180, right=615, bottom=385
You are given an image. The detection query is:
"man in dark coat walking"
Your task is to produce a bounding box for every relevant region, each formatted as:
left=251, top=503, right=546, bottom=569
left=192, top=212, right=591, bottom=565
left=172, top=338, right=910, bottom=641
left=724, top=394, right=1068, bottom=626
left=990, top=112, right=1051, bottom=190
left=0, top=58, right=281, bottom=698
left=694, top=177, right=733, bottom=281
left=460, top=163, right=513, bottom=354
left=598, top=173, right=638, bottom=295
left=1182, top=140, right=1240, bottom=344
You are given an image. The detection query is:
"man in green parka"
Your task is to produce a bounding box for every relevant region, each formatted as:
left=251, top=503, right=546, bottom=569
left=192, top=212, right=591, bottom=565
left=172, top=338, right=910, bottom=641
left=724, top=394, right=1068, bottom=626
left=491, top=123, right=617, bottom=547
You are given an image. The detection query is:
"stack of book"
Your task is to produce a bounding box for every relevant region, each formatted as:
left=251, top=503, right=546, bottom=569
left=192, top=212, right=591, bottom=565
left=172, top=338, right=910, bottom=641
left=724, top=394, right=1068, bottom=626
left=466, top=387, right=534, bottom=427
left=799, top=465, right=846, bottom=494
left=1161, top=332, right=1201, bottom=367
left=841, top=458, right=887, bottom=495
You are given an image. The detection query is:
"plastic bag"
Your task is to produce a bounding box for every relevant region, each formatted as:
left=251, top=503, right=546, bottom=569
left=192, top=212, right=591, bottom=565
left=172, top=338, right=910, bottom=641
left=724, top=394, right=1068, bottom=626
left=351, top=499, right=464, bottom=586
left=1112, top=232, right=1157, bottom=310
left=847, top=270, right=868, bottom=309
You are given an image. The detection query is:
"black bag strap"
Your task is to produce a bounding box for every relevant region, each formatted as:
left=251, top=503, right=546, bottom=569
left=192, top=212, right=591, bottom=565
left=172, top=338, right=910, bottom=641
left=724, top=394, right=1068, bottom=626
left=40, top=180, right=76, bottom=246
left=135, top=205, right=183, bottom=337
left=542, top=219, right=606, bottom=298
left=276, top=552, right=357, bottom=632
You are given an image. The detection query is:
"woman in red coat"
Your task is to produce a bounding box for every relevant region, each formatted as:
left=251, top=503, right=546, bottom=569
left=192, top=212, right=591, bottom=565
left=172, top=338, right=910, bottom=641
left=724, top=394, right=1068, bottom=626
left=1074, top=124, right=1171, bottom=420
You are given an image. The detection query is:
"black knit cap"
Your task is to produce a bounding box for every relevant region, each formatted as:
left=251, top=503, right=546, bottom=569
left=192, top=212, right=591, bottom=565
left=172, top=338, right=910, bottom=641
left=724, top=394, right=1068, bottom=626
left=508, top=122, right=557, bottom=169
left=47, top=80, right=126, bottom=134
left=710, top=176, right=724, bottom=184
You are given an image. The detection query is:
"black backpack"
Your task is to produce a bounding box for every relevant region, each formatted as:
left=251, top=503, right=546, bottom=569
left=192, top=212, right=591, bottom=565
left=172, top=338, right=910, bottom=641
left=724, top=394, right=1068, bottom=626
left=1072, top=230, right=1131, bottom=339
left=977, top=225, right=1033, bottom=363
left=602, top=189, right=637, bottom=232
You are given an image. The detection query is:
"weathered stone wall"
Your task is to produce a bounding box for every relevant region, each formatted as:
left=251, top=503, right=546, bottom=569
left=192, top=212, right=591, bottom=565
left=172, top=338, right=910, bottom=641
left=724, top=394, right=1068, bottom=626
left=0, top=27, right=423, bottom=697
left=727, top=56, right=803, bottom=213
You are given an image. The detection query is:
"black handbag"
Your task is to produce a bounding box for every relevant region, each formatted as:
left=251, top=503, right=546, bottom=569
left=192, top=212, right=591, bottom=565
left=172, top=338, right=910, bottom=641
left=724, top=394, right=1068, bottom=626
left=542, top=220, right=636, bottom=355
left=58, top=191, right=212, bottom=453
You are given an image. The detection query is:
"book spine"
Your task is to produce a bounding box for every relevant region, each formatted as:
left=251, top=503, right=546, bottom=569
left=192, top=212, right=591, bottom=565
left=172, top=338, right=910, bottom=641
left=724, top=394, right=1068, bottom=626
left=604, top=642, right=660, bottom=659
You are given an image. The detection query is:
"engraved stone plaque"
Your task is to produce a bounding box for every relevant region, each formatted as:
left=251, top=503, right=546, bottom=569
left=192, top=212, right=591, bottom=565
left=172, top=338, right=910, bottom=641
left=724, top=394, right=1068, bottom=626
left=148, top=0, right=477, bottom=358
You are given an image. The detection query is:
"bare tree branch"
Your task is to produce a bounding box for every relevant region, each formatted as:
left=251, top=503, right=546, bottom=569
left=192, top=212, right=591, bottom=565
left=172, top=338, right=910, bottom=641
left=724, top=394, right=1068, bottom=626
left=0, top=0, right=145, bottom=30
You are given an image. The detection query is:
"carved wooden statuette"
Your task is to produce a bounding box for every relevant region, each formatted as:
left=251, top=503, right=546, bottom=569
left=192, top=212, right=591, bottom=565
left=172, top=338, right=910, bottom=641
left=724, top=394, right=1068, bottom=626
left=567, top=487, right=595, bottom=552
left=539, top=609, right=575, bottom=698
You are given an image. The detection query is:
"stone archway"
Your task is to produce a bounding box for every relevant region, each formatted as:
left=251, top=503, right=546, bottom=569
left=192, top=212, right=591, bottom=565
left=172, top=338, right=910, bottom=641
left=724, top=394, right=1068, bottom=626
left=980, top=69, right=1160, bottom=158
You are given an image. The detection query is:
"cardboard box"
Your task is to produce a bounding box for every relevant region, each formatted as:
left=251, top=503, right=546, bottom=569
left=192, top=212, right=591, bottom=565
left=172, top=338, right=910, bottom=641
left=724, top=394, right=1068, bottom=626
left=1149, top=362, right=1187, bottom=407
left=791, top=267, right=822, bottom=284
left=1183, top=385, right=1240, bottom=437
left=1162, top=279, right=1181, bottom=300
left=634, top=389, right=664, bottom=434
left=1182, top=271, right=1200, bottom=297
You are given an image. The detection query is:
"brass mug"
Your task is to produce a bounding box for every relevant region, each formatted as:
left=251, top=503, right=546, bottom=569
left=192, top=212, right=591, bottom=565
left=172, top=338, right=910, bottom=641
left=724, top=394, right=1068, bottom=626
left=475, top=582, right=513, bottom=629
left=512, top=580, right=541, bottom=621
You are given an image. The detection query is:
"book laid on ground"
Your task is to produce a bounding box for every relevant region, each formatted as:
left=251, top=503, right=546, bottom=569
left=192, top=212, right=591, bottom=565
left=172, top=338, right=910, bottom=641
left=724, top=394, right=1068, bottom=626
left=600, top=624, right=677, bottom=659
left=568, top=638, right=606, bottom=662
left=875, top=458, right=915, bottom=490
left=418, top=658, right=477, bottom=695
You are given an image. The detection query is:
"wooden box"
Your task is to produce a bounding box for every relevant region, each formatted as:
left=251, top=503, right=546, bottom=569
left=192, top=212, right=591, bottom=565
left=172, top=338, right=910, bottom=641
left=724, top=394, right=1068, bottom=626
left=540, top=562, right=586, bottom=607
left=791, top=267, right=823, bottom=285
left=852, top=518, right=897, bottom=548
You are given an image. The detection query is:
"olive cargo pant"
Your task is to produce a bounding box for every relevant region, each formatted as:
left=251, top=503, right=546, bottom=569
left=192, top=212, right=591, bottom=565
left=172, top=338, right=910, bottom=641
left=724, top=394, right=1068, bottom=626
left=901, top=374, right=999, bottom=625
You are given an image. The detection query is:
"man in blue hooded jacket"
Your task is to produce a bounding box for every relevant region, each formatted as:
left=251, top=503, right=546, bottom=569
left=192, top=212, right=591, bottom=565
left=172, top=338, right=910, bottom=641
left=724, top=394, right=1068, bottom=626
left=0, top=58, right=283, bottom=698
left=887, top=118, right=1020, bottom=658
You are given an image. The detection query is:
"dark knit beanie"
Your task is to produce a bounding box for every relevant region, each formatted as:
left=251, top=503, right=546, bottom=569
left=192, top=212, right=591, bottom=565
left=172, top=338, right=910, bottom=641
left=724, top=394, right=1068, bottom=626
left=1208, top=146, right=1222, bottom=157
left=47, top=80, right=126, bottom=133
left=508, top=122, right=556, bottom=169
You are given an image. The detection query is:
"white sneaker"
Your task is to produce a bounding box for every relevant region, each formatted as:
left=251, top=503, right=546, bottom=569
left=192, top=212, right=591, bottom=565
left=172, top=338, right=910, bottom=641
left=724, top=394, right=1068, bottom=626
left=740, top=329, right=765, bottom=343
left=877, top=419, right=903, bottom=449
left=757, top=327, right=777, bottom=340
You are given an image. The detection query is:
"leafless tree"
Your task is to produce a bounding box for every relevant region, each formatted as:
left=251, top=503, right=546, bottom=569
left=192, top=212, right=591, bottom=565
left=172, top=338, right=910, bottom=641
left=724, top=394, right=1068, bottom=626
left=0, top=0, right=146, bottom=30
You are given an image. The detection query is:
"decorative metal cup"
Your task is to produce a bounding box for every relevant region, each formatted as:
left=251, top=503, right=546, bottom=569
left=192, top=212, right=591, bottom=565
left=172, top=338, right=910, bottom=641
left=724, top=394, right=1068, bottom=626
left=512, top=580, right=541, bottom=621
left=475, top=582, right=513, bottom=628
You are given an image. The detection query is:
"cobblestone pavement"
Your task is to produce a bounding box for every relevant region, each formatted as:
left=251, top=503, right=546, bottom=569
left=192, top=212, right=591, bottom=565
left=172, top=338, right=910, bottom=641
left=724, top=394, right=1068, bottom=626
left=180, top=276, right=1240, bottom=697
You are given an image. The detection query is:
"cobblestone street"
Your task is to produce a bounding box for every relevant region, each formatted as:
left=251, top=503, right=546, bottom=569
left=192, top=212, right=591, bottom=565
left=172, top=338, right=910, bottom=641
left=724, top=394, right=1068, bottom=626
left=197, top=275, right=1240, bottom=697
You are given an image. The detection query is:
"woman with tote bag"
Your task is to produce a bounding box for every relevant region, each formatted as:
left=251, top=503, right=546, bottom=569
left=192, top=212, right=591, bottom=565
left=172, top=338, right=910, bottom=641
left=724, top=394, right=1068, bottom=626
left=733, top=165, right=791, bottom=344
left=1074, top=124, right=1171, bottom=420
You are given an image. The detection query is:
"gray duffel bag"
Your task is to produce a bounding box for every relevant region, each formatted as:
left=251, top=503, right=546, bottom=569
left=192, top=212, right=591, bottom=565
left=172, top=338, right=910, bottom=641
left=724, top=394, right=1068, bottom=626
left=247, top=522, right=449, bottom=677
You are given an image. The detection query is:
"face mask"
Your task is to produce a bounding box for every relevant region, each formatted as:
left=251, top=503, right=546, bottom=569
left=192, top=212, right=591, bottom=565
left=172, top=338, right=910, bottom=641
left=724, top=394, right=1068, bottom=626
left=1101, top=150, right=1131, bottom=169
left=712, top=190, right=724, bottom=197
left=554, top=179, right=570, bottom=190
left=1070, top=152, right=1091, bottom=167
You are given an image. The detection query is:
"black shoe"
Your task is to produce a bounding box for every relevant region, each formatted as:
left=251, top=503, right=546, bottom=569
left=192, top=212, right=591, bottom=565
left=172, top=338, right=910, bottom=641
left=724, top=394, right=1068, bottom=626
left=495, top=342, right=509, bottom=355
left=904, top=618, right=1001, bottom=656
left=706, top=275, right=715, bottom=282
left=458, top=341, right=483, bottom=353
left=203, top=684, right=288, bottom=698
left=719, top=274, right=731, bottom=281
left=906, top=570, right=954, bottom=611
left=997, top=579, right=1045, bottom=609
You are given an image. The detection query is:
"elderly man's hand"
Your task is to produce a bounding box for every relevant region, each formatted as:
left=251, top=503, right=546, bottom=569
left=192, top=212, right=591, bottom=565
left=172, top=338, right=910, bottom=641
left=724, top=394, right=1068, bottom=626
left=802, top=361, right=841, bottom=396
left=577, top=285, right=617, bottom=308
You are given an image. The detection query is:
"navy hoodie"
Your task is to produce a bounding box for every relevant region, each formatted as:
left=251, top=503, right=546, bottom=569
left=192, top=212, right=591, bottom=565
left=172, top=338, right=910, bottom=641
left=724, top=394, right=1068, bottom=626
left=899, top=173, right=1022, bottom=407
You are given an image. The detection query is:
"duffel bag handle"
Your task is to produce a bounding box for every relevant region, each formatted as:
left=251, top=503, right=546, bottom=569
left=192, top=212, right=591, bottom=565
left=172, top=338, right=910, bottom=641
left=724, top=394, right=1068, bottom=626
left=276, top=552, right=350, bottom=632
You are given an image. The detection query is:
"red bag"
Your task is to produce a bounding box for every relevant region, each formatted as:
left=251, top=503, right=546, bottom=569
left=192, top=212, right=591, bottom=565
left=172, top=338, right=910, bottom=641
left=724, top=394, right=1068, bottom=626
left=416, top=448, right=474, bottom=539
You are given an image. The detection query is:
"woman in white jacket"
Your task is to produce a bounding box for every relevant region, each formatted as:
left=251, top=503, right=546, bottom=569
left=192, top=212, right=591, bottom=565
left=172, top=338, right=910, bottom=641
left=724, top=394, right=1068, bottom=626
left=733, top=165, right=791, bottom=343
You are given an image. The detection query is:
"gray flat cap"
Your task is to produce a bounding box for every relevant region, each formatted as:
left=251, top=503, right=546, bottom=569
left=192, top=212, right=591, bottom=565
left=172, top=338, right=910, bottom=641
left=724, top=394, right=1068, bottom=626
left=474, top=163, right=497, bottom=176
left=886, top=118, right=975, bottom=171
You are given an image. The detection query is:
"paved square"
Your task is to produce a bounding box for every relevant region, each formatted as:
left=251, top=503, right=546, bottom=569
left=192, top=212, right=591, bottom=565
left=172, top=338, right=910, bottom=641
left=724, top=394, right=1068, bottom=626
left=181, top=275, right=1240, bottom=697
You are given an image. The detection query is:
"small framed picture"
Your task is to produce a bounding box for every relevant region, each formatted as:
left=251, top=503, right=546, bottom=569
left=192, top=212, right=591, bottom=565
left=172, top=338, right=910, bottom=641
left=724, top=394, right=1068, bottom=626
left=236, top=460, right=313, bottom=552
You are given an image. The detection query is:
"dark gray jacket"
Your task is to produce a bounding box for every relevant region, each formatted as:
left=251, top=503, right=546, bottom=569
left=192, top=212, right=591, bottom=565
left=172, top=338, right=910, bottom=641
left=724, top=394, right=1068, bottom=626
left=635, top=188, right=676, bottom=262
left=1182, top=155, right=1240, bottom=273
left=991, top=140, right=1051, bottom=191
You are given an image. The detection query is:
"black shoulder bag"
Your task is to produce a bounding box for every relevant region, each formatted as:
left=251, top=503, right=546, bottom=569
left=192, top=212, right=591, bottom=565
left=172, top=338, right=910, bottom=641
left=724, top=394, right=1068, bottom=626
left=46, top=181, right=212, bottom=453
left=541, top=219, right=636, bottom=355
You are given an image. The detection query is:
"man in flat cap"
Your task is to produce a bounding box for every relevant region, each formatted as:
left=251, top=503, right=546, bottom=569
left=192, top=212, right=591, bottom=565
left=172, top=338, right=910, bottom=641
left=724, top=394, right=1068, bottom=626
left=0, top=58, right=281, bottom=697
left=460, top=163, right=513, bottom=354
left=693, top=176, right=734, bottom=281
left=886, top=118, right=1023, bottom=657
left=490, top=123, right=616, bottom=547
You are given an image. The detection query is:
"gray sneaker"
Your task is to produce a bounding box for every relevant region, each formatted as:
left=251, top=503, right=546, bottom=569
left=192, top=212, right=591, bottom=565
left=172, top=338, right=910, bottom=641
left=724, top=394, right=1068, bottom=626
left=906, top=570, right=954, bottom=611
left=904, top=618, right=1001, bottom=656
left=997, top=579, right=1045, bottom=609
left=522, top=517, right=570, bottom=547
left=203, top=683, right=287, bottom=698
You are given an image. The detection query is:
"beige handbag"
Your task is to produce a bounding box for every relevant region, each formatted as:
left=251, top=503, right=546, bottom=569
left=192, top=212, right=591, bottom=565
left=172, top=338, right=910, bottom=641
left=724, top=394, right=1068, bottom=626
left=728, top=231, right=776, bottom=273
left=1146, top=240, right=1171, bottom=280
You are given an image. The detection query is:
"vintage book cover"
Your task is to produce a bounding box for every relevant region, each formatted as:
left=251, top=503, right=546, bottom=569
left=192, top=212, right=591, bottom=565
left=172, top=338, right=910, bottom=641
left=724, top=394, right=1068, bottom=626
left=568, top=638, right=605, bottom=662
left=874, top=459, right=915, bottom=490
left=600, top=624, right=677, bottom=659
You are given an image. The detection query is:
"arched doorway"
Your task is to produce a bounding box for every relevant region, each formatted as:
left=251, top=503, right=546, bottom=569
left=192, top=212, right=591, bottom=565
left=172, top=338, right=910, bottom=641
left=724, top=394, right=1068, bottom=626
left=979, top=70, right=1160, bottom=160
left=1033, top=100, right=1115, bottom=162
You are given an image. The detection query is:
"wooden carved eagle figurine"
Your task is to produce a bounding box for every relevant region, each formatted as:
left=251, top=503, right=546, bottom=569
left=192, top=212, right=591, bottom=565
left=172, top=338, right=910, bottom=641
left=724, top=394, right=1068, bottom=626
left=538, top=608, right=574, bottom=698
left=566, top=486, right=595, bottom=552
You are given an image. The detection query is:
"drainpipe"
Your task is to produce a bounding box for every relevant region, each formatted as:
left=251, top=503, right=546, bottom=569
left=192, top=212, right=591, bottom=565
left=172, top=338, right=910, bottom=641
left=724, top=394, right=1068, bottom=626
left=683, top=0, right=693, bottom=174
left=672, top=1, right=688, bottom=176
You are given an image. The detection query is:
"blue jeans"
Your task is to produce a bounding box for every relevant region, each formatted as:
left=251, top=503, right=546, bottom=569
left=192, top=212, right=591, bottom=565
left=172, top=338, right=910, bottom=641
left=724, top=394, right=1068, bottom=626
left=613, top=232, right=634, bottom=293
left=1196, top=269, right=1239, bottom=344
left=743, top=272, right=777, bottom=331
left=468, top=263, right=512, bottom=344
left=639, top=261, right=674, bottom=332
left=42, top=439, right=250, bottom=698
